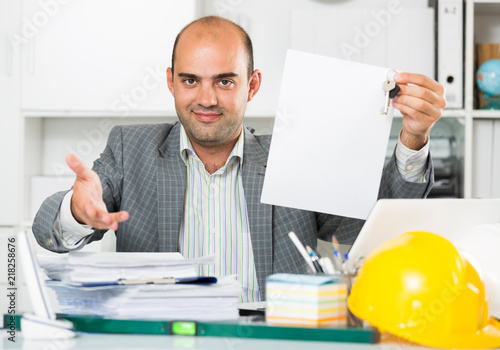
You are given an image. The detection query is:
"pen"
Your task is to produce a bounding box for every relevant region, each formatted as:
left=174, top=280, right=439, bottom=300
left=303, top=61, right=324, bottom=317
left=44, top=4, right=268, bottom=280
left=306, top=246, right=324, bottom=273
left=343, top=253, right=349, bottom=274
left=332, top=236, right=344, bottom=273
left=318, top=257, right=336, bottom=274
left=288, top=231, right=317, bottom=273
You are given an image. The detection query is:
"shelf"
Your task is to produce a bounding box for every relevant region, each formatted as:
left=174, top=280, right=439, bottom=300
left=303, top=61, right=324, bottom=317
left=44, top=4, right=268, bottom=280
left=24, top=109, right=462, bottom=119
left=475, top=2, right=500, bottom=15
left=244, top=110, right=277, bottom=118
left=472, top=109, right=500, bottom=118
left=441, top=109, right=468, bottom=118
left=22, top=110, right=277, bottom=119
left=392, top=109, right=467, bottom=118
left=23, top=110, right=177, bottom=118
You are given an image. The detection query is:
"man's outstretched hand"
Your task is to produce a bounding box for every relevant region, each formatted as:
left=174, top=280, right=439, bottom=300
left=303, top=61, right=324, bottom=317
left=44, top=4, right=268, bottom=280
left=66, top=154, right=129, bottom=231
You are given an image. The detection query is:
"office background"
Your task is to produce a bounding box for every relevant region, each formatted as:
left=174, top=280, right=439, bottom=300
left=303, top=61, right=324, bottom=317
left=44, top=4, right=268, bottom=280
left=1, top=0, right=499, bottom=316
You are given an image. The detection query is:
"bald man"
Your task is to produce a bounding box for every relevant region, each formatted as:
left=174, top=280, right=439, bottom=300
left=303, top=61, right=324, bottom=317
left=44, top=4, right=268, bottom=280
left=33, top=16, right=445, bottom=301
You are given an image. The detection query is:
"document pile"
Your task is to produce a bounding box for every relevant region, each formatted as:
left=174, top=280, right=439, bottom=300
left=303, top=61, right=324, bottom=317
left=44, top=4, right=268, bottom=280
left=38, top=252, right=241, bottom=321
left=266, top=274, right=347, bottom=327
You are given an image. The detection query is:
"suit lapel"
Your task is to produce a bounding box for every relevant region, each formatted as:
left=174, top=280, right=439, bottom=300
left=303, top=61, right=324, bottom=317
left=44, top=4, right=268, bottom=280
left=157, top=122, right=185, bottom=252
left=242, top=127, right=273, bottom=293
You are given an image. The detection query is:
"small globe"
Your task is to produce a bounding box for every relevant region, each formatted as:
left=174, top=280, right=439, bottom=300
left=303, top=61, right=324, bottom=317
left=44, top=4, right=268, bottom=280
left=476, top=59, right=500, bottom=97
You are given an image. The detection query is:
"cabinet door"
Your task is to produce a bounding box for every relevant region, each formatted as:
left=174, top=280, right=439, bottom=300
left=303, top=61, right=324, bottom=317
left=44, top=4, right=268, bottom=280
left=472, top=119, right=500, bottom=198
left=21, top=0, right=195, bottom=112
left=0, top=1, right=21, bottom=225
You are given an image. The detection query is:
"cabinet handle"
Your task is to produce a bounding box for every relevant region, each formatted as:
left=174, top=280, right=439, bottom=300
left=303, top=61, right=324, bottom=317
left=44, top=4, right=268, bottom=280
left=28, top=37, right=35, bottom=76
left=6, top=34, right=13, bottom=77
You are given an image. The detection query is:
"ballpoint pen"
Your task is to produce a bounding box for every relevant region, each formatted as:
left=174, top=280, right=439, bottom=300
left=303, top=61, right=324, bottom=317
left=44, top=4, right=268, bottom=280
left=332, top=236, right=344, bottom=273
left=306, top=245, right=324, bottom=273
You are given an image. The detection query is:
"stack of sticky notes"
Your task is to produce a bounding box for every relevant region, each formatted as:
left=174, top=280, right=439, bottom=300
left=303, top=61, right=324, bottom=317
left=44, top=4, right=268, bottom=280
left=266, top=273, right=347, bottom=327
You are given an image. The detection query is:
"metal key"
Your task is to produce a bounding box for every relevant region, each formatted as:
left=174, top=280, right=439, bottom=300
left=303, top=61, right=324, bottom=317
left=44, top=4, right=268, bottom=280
left=380, top=80, right=400, bottom=115
left=381, top=80, right=395, bottom=115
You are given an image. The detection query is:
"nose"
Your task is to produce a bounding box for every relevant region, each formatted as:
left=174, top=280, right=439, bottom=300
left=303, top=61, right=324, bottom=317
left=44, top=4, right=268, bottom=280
left=196, top=84, right=217, bottom=108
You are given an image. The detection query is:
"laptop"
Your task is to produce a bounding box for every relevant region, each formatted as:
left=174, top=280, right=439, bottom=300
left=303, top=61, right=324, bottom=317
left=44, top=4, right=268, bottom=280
left=346, top=198, right=500, bottom=271
left=18, top=230, right=75, bottom=339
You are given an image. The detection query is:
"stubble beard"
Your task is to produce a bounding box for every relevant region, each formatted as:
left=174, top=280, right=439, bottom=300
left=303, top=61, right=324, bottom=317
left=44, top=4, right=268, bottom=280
left=178, top=105, right=244, bottom=147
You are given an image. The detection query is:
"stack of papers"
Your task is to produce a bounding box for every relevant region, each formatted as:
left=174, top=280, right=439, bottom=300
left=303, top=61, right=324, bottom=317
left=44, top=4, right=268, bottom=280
left=38, top=252, right=242, bottom=321
left=39, top=252, right=211, bottom=283
left=266, top=274, right=347, bottom=327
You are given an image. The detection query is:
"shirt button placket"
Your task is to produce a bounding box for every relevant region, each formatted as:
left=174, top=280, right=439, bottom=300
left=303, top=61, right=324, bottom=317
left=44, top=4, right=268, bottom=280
left=209, top=179, right=217, bottom=276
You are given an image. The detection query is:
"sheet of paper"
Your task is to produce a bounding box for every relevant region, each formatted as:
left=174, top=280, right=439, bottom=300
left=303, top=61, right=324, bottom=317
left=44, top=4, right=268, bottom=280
left=261, top=50, right=395, bottom=220
left=66, top=252, right=215, bottom=267
left=38, top=253, right=217, bottom=282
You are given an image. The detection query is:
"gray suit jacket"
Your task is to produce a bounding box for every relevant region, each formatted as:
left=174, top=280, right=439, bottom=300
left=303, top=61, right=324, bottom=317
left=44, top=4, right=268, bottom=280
left=33, top=122, right=433, bottom=297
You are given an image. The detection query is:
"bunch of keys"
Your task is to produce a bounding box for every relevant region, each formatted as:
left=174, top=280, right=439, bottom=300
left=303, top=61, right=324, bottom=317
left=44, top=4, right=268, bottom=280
left=380, top=73, right=401, bottom=115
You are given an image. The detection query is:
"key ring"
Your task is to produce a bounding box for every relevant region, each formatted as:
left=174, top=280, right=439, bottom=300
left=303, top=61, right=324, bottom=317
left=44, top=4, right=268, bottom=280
left=386, top=69, right=397, bottom=81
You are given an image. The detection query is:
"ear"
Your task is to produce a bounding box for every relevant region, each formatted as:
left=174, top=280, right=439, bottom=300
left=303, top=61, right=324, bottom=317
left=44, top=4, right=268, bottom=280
left=167, top=67, right=174, bottom=96
left=247, top=69, right=262, bottom=102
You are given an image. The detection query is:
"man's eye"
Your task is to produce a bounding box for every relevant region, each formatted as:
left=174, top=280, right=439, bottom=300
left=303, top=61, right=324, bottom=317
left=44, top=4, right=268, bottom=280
left=219, top=80, right=232, bottom=86
left=185, top=79, right=196, bottom=85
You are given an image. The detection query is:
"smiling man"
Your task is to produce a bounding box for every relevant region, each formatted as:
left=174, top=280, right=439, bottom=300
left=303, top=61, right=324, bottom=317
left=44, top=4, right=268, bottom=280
left=167, top=17, right=261, bottom=173
left=33, top=16, right=445, bottom=302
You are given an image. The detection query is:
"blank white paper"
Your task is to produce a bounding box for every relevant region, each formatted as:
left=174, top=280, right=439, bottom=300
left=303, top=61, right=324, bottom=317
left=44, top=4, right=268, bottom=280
left=261, top=50, right=394, bottom=220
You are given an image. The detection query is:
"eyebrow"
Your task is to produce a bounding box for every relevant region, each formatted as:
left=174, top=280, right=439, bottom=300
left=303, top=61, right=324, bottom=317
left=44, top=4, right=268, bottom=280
left=177, top=72, right=239, bottom=80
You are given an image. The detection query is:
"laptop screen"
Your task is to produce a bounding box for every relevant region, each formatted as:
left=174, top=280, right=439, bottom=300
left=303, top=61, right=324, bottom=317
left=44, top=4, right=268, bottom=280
left=347, top=198, right=500, bottom=271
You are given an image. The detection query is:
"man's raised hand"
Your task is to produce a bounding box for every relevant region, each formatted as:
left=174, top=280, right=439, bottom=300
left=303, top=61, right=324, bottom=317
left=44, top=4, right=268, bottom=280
left=66, top=154, right=129, bottom=231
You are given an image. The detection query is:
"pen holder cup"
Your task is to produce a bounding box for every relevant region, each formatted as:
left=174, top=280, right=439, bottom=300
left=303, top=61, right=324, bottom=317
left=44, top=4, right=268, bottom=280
left=342, top=273, right=364, bottom=328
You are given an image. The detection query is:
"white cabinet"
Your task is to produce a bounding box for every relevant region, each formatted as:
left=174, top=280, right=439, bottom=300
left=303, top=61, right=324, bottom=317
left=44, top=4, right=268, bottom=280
left=13, top=0, right=197, bottom=225
left=0, top=1, right=22, bottom=225
left=20, top=0, right=195, bottom=113
left=14, top=0, right=278, bottom=226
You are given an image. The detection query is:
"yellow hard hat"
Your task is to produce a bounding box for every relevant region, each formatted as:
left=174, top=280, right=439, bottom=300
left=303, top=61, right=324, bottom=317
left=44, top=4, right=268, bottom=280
left=347, top=231, right=500, bottom=349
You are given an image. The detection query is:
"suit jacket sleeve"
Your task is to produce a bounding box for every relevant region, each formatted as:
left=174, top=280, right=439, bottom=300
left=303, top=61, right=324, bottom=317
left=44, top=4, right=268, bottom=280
left=316, top=150, right=434, bottom=245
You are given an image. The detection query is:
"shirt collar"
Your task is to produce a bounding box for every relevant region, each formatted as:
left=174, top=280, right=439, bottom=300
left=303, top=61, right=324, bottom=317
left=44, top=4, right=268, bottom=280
left=179, top=125, right=245, bottom=168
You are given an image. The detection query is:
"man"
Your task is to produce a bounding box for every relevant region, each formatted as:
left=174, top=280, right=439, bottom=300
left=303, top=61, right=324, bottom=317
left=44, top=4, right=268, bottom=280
left=33, top=16, right=446, bottom=301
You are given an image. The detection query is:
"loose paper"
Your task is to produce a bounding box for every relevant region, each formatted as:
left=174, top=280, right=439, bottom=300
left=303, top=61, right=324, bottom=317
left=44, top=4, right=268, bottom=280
left=261, top=50, right=394, bottom=220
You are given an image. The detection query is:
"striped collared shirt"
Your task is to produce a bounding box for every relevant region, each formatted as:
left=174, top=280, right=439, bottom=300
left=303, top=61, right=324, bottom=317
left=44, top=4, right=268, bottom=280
left=178, top=125, right=260, bottom=302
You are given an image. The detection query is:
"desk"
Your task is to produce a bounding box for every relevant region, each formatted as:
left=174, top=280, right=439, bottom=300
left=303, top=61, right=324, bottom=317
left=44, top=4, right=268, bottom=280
left=1, top=332, right=433, bottom=350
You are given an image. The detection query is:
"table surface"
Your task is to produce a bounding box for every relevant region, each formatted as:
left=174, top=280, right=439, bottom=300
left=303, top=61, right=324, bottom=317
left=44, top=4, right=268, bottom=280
left=1, top=331, right=438, bottom=350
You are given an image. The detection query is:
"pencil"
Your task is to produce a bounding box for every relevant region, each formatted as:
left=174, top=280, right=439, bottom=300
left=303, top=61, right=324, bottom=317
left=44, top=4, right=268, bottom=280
left=288, top=231, right=317, bottom=273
